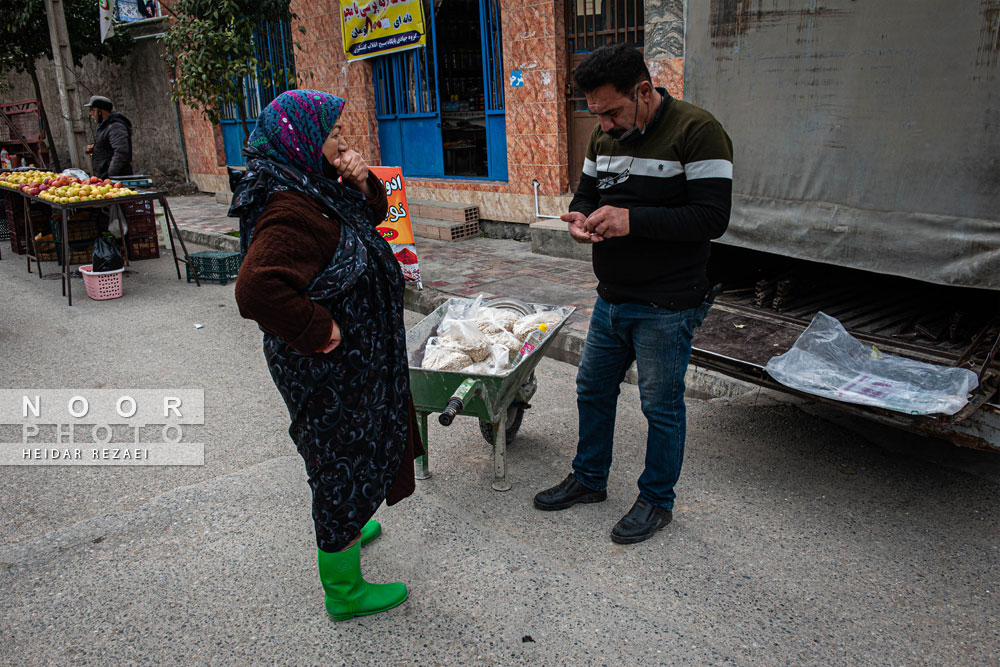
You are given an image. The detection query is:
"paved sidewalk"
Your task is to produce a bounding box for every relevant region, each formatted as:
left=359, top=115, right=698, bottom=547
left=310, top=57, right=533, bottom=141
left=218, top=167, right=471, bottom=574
left=165, top=194, right=242, bottom=235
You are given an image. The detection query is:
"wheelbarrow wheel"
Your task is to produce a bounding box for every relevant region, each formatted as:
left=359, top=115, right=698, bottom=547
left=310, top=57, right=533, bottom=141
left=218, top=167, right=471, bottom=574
left=479, top=403, right=525, bottom=446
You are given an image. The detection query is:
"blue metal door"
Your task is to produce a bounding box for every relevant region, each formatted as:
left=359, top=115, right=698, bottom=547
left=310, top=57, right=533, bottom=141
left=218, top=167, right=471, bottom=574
left=480, top=0, right=507, bottom=180
left=373, top=0, right=506, bottom=180
left=373, top=42, right=444, bottom=176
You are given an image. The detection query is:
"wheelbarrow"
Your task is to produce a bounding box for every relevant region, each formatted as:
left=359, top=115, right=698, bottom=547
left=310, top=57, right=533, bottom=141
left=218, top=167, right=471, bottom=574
left=406, top=297, right=575, bottom=491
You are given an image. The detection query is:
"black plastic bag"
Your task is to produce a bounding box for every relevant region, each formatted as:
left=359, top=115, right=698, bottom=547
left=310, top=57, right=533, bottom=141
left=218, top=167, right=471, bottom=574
left=92, top=234, right=124, bottom=272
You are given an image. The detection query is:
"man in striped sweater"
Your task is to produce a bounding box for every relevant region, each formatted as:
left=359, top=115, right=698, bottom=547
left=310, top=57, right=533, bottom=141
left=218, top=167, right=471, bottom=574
left=534, top=43, right=733, bottom=544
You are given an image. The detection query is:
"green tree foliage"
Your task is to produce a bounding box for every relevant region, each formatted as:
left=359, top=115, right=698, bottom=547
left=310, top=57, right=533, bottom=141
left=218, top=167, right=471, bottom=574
left=0, top=0, right=134, bottom=169
left=2, top=0, right=134, bottom=75
left=160, top=0, right=303, bottom=133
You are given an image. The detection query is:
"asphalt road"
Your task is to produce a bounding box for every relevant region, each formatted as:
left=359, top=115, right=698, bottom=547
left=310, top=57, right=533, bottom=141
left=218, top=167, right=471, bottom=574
left=1, top=248, right=998, bottom=665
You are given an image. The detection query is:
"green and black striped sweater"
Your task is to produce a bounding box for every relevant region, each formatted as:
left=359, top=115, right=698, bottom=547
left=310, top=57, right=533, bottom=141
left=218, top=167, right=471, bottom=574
left=570, top=88, right=733, bottom=311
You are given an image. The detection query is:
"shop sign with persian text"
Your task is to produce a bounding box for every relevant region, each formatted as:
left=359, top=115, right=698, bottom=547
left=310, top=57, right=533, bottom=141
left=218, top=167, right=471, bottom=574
left=340, top=0, right=426, bottom=62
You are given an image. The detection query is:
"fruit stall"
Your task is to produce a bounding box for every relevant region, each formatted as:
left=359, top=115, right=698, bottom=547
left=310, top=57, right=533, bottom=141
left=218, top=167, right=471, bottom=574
left=0, top=168, right=200, bottom=305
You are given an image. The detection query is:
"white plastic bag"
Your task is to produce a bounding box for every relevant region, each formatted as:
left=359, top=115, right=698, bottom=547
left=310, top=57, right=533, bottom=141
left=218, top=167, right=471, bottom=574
left=475, top=307, right=519, bottom=334
left=108, top=214, right=128, bottom=239
left=484, top=329, right=522, bottom=361
left=764, top=312, right=979, bottom=415
left=421, top=337, right=473, bottom=371
left=439, top=317, right=491, bottom=362
left=464, top=343, right=512, bottom=375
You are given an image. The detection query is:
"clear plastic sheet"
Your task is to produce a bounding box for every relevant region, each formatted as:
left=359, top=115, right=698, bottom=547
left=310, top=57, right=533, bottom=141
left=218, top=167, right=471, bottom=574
left=764, top=312, right=979, bottom=415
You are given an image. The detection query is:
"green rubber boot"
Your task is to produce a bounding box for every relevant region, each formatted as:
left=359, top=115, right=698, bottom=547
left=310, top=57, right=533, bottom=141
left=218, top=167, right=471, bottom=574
left=317, top=543, right=408, bottom=621
left=359, top=519, right=381, bottom=547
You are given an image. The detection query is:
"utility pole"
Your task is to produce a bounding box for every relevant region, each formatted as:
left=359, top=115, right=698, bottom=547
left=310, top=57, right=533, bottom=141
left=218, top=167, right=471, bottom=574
left=44, top=0, right=88, bottom=168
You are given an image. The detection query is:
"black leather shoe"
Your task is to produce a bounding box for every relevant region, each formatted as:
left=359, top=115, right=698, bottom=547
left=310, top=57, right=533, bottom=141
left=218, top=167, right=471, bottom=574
left=533, top=473, right=607, bottom=511
left=611, top=496, right=672, bottom=544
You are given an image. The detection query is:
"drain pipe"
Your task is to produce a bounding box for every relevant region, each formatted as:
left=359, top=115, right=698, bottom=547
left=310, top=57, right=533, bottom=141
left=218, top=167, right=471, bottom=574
left=532, top=179, right=562, bottom=220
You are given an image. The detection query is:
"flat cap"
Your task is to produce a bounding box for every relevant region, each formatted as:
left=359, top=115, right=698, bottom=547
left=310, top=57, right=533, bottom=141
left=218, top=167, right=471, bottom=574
left=84, top=95, right=113, bottom=111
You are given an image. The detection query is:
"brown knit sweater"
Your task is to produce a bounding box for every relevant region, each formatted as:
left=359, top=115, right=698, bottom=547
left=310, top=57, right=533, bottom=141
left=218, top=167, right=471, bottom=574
left=234, top=171, right=388, bottom=354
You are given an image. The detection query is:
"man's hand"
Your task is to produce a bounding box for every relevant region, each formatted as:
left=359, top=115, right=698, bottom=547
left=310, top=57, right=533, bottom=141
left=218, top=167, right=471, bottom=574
left=85, top=144, right=94, bottom=156
left=316, top=320, right=342, bottom=354
left=584, top=205, right=630, bottom=239
left=333, top=150, right=373, bottom=198
left=562, top=211, right=603, bottom=243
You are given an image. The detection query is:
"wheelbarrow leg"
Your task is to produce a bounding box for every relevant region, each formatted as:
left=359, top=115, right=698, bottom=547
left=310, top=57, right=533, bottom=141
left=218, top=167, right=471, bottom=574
left=491, top=413, right=510, bottom=492
left=414, top=410, right=430, bottom=480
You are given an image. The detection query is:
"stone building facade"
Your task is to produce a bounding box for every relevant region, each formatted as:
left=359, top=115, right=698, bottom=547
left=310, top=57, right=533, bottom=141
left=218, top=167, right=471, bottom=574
left=182, top=0, right=686, bottom=221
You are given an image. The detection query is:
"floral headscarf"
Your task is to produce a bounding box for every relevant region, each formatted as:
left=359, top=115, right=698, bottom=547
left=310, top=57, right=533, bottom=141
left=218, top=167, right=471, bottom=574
left=246, top=89, right=344, bottom=173
left=228, top=89, right=370, bottom=255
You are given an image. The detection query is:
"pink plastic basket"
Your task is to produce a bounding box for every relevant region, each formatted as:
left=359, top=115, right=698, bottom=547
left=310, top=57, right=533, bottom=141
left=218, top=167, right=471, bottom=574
left=78, top=264, right=124, bottom=300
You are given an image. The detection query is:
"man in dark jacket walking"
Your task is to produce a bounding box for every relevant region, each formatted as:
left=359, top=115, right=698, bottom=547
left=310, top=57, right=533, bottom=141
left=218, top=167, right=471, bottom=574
left=84, top=95, right=133, bottom=178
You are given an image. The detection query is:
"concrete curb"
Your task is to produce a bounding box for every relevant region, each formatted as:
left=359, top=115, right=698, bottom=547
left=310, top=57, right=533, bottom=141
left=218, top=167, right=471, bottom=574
left=175, top=225, right=240, bottom=253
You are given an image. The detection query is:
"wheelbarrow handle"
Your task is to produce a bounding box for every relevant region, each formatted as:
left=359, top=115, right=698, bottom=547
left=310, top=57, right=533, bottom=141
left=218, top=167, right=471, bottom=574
left=439, top=397, right=464, bottom=426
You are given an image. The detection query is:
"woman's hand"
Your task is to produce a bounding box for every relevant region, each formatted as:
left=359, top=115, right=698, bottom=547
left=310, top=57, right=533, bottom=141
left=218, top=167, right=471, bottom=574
left=316, top=320, right=342, bottom=354
left=333, top=150, right=374, bottom=199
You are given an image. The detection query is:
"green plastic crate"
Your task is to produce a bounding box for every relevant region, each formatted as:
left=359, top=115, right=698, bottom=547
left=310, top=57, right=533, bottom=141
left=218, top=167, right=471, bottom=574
left=186, top=250, right=242, bottom=285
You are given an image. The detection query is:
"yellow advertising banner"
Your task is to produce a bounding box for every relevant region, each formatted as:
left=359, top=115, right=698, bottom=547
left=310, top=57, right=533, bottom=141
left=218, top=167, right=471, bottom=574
left=340, top=0, right=427, bottom=62
left=370, top=166, right=421, bottom=284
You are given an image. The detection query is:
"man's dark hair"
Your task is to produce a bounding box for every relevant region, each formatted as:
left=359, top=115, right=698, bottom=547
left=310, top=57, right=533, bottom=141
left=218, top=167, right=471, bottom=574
left=573, top=43, right=651, bottom=95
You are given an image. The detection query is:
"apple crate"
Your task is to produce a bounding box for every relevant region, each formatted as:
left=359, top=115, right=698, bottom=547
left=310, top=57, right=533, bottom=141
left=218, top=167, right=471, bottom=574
left=122, top=199, right=156, bottom=236
left=69, top=244, right=94, bottom=265
left=10, top=225, right=27, bottom=254
left=14, top=216, right=49, bottom=256
left=4, top=192, right=44, bottom=222
left=186, top=250, right=242, bottom=285
left=32, top=233, right=57, bottom=261
left=52, top=217, right=99, bottom=244
left=126, top=233, right=160, bottom=261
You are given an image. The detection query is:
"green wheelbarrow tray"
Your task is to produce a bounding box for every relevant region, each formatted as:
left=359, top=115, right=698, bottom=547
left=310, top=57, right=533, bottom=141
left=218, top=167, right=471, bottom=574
left=406, top=297, right=575, bottom=491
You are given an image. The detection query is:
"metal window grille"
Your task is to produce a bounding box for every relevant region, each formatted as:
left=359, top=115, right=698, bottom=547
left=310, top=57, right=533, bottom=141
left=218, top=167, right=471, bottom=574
left=482, top=0, right=505, bottom=112
left=219, top=18, right=297, bottom=123
left=565, top=0, right=644, bottom=52
left=373, top=45, right=438, bottom=118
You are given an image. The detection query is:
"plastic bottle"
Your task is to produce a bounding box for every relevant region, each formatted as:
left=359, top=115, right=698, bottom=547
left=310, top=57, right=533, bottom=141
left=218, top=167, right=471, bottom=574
left=517, top=323, right=549, bottom=361
left=0, top=148, right=10, bottom=170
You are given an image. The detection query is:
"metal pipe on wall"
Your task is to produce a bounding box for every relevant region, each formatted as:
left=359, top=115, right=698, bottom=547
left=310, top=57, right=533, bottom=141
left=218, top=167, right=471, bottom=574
left=532, top=178, right=562, bottom=220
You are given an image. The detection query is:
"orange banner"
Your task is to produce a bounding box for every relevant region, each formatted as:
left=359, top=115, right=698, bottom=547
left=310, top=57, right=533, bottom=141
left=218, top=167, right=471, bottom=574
left=370, top=166, right=420, bottom=283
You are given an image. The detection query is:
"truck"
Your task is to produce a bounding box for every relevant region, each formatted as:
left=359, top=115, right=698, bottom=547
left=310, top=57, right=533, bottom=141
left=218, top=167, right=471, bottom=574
left=682, top=1, right=999, bottom=450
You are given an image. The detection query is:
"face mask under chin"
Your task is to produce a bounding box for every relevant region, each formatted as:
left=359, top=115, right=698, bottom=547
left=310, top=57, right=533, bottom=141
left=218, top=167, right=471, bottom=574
left=609, top=125, right=641, bottom=142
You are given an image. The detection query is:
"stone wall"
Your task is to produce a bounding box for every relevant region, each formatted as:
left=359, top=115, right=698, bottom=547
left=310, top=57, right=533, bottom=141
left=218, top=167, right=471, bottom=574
left=3, top=35, right=189, bottom=183
left=646, top=0, right=685, bottom=98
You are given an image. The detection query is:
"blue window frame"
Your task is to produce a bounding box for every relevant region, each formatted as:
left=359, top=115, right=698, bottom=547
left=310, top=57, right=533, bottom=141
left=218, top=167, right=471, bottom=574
left=373, top=0, right=507, bottom=181
left=219, top=18, right=297, bottom=166
left=373, top=42, right=444, bottom=176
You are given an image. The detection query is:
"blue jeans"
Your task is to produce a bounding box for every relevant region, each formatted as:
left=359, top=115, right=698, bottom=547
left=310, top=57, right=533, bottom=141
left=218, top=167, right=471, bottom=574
left=572, top=296, right=710, bottom=510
